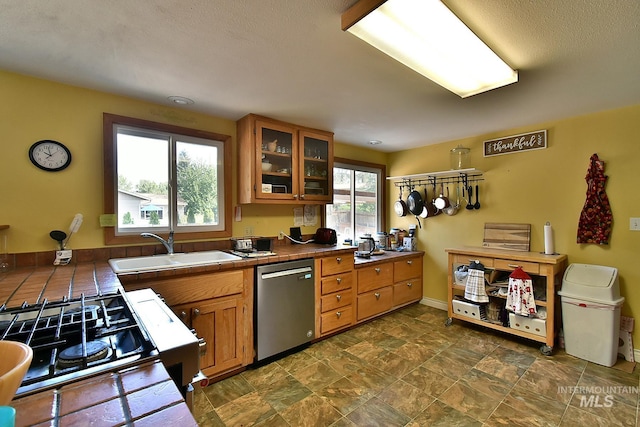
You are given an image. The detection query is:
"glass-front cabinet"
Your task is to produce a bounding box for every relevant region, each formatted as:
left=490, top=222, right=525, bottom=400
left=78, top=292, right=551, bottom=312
left=237, top=114, right=333, bottom=204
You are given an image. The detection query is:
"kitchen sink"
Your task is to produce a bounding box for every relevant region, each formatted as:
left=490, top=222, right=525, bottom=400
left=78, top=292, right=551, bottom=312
left=108, top=250, right=242, bottom=274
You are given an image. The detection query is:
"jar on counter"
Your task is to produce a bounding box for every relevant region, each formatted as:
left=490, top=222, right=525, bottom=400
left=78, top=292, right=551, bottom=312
left=376, top=232, right=388, bottom=250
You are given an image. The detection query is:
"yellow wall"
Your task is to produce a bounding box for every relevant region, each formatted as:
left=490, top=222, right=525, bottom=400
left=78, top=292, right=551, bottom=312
left=0, top=70, right=385, bottom=253
left=2, top=69, right=638, bottom=347
left=388, top=104, right=640, bottom=345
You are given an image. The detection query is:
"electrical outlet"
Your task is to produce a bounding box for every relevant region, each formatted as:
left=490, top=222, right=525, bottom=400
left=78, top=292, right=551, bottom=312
left=278, top=231, right=285, bottom=240
left=244, top=226, right=254, bottom=236
left=631, top=217, right=640, bottom=231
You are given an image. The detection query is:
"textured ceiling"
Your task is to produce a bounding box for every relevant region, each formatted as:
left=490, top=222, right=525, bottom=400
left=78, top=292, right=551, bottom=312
left=1, top=0, right=638, bottom=152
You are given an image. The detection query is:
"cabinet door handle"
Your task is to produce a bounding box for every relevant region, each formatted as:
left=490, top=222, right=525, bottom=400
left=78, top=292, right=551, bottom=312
left=336, top=294, right=341, bottom=301
left=407, top=282, right=413, bottom=288
left=336, top=257, right=342, bottom=264
left=293, top=194, right=299, bottom=199
left=300, top=195, right=305, bottom=199
left=375, top=267, right=381, bottom=274
left=374, top=292, right=381, bottom=300
left=199, top=338, right=207, bottom=356
left=407, top=260, right=413, bottom=265
left=336, top=311, right=342, bottom=318
left=193, top=308, right=200, bottom=317
left=180, top=311, right=187, bottom=321
left=336, top=277, right=342, bottom=284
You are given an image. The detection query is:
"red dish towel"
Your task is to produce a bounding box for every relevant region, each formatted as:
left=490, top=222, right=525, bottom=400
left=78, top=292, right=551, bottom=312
left=577, top=153, right=612, bottom=244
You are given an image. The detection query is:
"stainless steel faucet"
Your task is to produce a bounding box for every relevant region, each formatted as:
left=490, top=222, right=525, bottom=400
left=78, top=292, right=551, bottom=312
left=141, top=231, right=175, bottom=254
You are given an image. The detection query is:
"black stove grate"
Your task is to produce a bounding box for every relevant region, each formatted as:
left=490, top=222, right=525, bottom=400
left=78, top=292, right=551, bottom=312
left=0, top=290, right=156, bottom=396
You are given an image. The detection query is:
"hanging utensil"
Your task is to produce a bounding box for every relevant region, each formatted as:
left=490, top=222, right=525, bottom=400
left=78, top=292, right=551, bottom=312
left=63, top=213, right=83, bottom=249
left=466, top=186, right=474, bottom=210
left=474, top=184, right=481, bottom=209
left=49, top=230, right=67, bottom=250
left=394, top=186, right=408, bottom=217
left=432, top=183, right=442, bottom=216
left=434, top=183, right=450, bottom=210
left=443, top=185, right=459, bottom=216
left=419, top=186, right=429, bottom=218
left=407, top=185, right=424, bottom=216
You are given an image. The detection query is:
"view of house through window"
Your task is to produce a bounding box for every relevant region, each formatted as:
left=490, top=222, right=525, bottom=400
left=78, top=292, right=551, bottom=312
left=106, top=117, right=228, bottom=240
left=326, top=161, right=384, bottom=244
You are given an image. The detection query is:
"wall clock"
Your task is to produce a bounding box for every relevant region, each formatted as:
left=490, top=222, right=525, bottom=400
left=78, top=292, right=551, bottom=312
left=28, top=140, right=72, bottom=172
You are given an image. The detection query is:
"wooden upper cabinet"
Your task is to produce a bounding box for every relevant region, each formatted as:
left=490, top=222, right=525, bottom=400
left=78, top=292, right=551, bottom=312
left=237, top=114, right=333, bottom=204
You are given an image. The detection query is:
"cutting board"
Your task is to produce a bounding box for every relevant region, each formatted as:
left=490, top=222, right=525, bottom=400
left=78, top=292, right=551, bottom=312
left=482, top=223, right=531, bottom=251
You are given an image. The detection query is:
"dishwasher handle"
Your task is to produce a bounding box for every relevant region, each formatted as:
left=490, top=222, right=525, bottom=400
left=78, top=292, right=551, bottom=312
left=261, top=266, right=313, bottom=280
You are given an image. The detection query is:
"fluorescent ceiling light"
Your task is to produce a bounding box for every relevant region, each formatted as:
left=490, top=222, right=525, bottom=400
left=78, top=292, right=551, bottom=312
left=342, top=0, right=518, bottom=98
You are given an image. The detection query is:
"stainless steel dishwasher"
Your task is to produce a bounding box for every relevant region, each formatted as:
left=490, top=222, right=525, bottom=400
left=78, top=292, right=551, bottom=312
left=255, top=258, right=315, bottom=361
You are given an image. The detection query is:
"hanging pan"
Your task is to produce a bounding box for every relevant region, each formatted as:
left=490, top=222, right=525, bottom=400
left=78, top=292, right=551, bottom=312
left=406, top=185, right=424, bottom=216
left=394, top=186, right=408, bottom=217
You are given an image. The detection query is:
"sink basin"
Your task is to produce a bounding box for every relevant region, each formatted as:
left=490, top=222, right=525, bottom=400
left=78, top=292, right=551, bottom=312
left=0, top=341, right=33, bottom=405
left=108, top=250, right=243, bottom=274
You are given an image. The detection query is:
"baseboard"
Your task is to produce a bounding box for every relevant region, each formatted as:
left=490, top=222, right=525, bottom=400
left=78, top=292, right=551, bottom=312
left=420, top=297, right=447, bottom=311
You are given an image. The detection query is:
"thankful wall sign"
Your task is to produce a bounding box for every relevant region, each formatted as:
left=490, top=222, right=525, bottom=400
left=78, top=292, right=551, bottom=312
left=483, top=130, right=547, bottom=157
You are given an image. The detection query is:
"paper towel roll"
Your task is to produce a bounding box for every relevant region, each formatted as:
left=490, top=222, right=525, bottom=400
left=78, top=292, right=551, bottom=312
left=544, top=222, right=555, bottom=255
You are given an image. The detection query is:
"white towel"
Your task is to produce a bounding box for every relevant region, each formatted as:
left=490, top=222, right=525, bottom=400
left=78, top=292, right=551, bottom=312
left=464, top=267, right=489, bottom=303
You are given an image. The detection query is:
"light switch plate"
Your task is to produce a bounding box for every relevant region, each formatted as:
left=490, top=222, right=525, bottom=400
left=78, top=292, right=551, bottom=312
left=631, top=218, right=640, bottom=231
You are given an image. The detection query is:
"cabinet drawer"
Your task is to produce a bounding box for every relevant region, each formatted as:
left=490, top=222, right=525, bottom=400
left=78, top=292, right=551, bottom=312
left=357, top=286, right=393, bottom=320
left=321, top=290, right=353, bottom=312
left=494, top=259, right=540, bottom=275
left=394, top=257, right=422, bottom=282
left=129, top=269, right=245, bottom=306
left=321, top=305, right=353, bottom=334
left=452, top=254, right=494, bottom=268
left=357, top=263, right=393, bottom=293
left=321, top=254, right=354, bottom=276
left=393, top=278, right=422, bottom=306
left=321, top=272, right=353, bottom=295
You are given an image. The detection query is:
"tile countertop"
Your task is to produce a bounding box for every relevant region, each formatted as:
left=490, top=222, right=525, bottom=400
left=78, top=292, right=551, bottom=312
left=1, top=244, right=423, bottom=426
left=11, top=360, right=197, bottom=427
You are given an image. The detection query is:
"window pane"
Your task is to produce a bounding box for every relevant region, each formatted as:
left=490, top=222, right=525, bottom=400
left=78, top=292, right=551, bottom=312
left=354, top=170, right=378, bottom=238
left=116, top=132, right=169, bottom=230
left=326, top=167, right=353, bottom=243
left=176, top=141, right=219, bottom=227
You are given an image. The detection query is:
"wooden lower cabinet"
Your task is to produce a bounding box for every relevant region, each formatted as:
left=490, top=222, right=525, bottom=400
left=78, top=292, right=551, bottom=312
left=122, top=268, right=253, bottom=380
left=354, top=254, right=424, bottom=322
left=315, top=254, right=355, bottom=337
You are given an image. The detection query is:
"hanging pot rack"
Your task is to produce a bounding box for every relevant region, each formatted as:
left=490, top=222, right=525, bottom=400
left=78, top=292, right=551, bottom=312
left=387, top=168, right=483, bottom=190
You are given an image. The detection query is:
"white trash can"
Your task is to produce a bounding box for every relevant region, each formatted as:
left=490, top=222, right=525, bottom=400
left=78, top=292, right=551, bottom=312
left=558, top=263, right=624, bottom=367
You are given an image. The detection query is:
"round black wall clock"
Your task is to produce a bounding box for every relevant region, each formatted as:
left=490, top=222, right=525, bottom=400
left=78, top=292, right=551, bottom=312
left=28, top=140, right=72, bottom=172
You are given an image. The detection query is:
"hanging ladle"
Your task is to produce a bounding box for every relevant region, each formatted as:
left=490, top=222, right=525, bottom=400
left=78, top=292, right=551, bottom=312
left=49, top=230, right=67, bottom=250
left=466, top=186, right=474, bottom=210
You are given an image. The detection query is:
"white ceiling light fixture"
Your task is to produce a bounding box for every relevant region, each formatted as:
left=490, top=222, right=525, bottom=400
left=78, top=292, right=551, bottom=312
left=167, top=96, right=194, bottom=105
left=341, top=0, right=518, bottom=98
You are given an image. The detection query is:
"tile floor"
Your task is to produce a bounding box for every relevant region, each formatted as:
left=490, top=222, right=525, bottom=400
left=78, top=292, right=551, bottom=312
left=193, top=304, right=639, bottom=426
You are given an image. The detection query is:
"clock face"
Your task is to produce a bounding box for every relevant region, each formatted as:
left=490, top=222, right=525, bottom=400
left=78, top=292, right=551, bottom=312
left=29, top=140, right=72, bottom=171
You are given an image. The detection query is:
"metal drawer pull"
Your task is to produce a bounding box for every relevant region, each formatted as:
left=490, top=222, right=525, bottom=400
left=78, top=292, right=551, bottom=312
left=375, top=267, right=381, bottom=274
left=407, top=260, right=412, bottom=265
left=336, top=294, right=341, bottom=301
left=374, top=292, right=381, bottom=300
left=407, top=282, right=413, bottom=288
left=336, top=257, right=342, bottom=263
left=336, top=311, right=342, bottom=318
left=336, top=277, right=342, bottom=284
left=180, top=311, right=187, bottom=320
left=508, top=264, right=520, bottom=268
left=194, top=308, right=200, bottom=317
